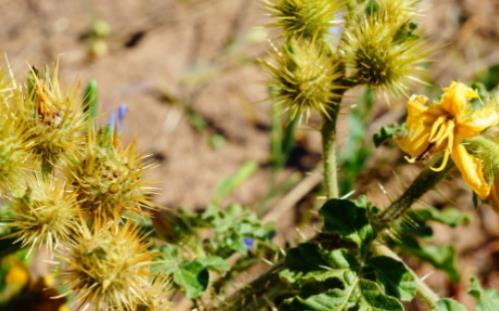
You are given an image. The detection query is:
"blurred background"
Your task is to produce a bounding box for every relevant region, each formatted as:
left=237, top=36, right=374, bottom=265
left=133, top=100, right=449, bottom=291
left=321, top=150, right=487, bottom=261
left=0, top=0, right=498, bottom=310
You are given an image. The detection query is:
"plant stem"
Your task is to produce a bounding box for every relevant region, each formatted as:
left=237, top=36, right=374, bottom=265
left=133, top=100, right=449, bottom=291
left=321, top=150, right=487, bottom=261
left=321, top=107, right=340, bottom=199
left=376, top=160, right=453, bottom=225
left=373, top=243, right=439, bottom=308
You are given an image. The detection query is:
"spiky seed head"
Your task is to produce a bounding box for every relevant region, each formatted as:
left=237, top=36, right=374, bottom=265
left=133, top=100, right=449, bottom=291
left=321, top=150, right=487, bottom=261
left=59, top=221, right=155, bottom=311
left=0, top=71, right=33, bottom=194
left=135, top=276, right=172, bottom=311
left=265, top=38, right=341, bottom=119
left=16, top=65, right=86, bottom=168
left=71, top=130, right=153, bottom=220
left=8, top=174, right=80, bottom=252
left=266, top=0, right=343, bottom=40
left=363, top=0, right=420, bottom=25
left=341, top=17, right=428, bottom=96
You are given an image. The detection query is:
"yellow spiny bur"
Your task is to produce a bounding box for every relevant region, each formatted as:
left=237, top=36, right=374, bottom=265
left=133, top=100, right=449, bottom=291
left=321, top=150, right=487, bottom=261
left=59, top=221, right=156, bottom=311
left=135, top=276, right=172, bottom=311
left=0, top=68, right=33, bottom=194
left=396, top=82, right=498, bottom=199
left=70, top=130, right=153, bottom=220
left=8, top=174, right=80, bottom=252
left=265, top=38, right=341, bottom=120
left=266, top=0, right=342, bottom=40
left=17, top=65, right=86, bottom=168
left=341, top=17, right=427, bottom=95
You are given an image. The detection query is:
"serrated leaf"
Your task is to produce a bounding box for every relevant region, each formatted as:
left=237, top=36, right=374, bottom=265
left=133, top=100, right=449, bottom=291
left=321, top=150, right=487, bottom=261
left=284, top=243, right=329, bottom=272
left=468, top=277, right=499, bottom=311
left=358, top=279, right=404, bottom=311
left=397, top=237, right=459, bottom=282
left=197, top=256, right=230, bottom=273
left=279, top=288, right=356, bottom=311
left=153, top=245, right=182, bottom=275
left=174, top=260, right=209, bottom=298
left=408, top=207, right=470, bottom=228
left=320, top=199, right=375, bottom=248
left=367, top=256, right=416, bottom=301
left=436, top=298, right=468, bottom=311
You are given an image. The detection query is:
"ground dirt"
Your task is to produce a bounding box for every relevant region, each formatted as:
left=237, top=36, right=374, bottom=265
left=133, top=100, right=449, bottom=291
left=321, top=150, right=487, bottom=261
left=1, top=0, right=498, bottom=310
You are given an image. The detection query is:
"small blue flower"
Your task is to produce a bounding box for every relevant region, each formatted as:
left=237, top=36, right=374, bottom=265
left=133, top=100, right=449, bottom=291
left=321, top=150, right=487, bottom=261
left=117, top=104, right=128, bottom=134
left=243, top=237, right=254, bottom=250
left=107, top=104, right=128, bottom=134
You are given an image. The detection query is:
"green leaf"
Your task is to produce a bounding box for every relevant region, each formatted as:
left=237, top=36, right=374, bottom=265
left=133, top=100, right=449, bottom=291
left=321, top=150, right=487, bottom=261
left=366, top=256, right=416, bottom=301
left=174, top=260, right=209, bottom=298
left=153, top=245, right=182, bottom=275
left=373, top=123, right=404, bottom=147
left=358, top=279, right=404, bottom=311
left=320, top=199, right=375, bottom=248
left=436, top=298, right=468, bottom=311
left=468, top=277, right=499, bottom=311
left=197, top=256, right=230, bottom=273
left=279, top=288, right=356, bottom=311
left=398, top=237, right=459, bottom=283
left=212, top=161, right=258, bottom=205
left=83, top=79, right=99, bottom=121
left=408, top=207, right=471, bottom=228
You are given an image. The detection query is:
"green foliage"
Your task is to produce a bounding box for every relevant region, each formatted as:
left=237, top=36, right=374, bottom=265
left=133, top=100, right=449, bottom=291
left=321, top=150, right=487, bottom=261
left=436, top=299, right=467, bottom=311
left=203, top=204, right=275, bottom=257
left=154, top=245, right=230, bottom=298
left=278, top=199, right=416, bottom=310
left=390, top=206, right=471, bottom=282
left=83, top=79, right=99, bottom=121
left=469, top=277, right=499, bottom=311
left=373, top=123, right=405, bottom=147
left=365, top=256, right=416, bottom=301
left=320, top=199, right=375, bottom=249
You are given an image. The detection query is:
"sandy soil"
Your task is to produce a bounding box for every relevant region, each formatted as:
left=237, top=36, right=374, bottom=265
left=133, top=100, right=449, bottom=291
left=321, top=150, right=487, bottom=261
left=1, top=0, right=498, bottom=309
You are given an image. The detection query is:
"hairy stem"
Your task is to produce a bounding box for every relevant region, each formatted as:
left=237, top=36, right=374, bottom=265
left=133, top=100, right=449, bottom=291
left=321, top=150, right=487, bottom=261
left=377, top=160, right=453, bottom=225
left=321, top=109, right=340, bottom=199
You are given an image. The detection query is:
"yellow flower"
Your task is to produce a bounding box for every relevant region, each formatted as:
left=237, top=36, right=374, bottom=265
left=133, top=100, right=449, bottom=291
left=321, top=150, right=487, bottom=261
left=396, top=81, right=498, bottom=199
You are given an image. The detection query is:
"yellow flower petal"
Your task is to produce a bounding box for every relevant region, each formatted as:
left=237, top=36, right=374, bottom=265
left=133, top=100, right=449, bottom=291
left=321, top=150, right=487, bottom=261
left=457, top=106, right=499, bottom=138
left=451, top=143, right=491, bottom=199
left=406, top=95, right=430, bottom=129
left=439, top=81, right=478, bottom=117
left=396, top=128, right=431, bottom=158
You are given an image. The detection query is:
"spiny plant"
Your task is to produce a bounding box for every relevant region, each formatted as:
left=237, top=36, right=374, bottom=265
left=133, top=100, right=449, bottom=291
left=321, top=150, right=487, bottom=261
left=0, top=0, right=498, bottom=310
